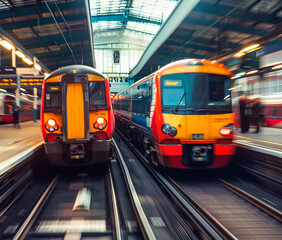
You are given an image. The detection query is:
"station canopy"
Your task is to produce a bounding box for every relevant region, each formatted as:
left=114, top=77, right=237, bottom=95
left=0, top=0, right=94, bottom=72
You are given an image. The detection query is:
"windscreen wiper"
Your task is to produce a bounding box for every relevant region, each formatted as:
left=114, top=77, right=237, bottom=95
left=173, top=92, right=186, bottom=113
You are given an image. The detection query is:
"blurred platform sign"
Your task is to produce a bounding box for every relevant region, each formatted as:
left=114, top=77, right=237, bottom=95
left=21, top=75, right=44, bottom=88
left=0, top=66, right=18, bottom=87
left=0, top=67, right=43, bottom=89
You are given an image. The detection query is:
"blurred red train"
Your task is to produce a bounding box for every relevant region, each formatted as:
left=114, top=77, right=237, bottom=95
left=232, top=65, right=282, bottom=128
left=0, top=92, right=38, bottom=123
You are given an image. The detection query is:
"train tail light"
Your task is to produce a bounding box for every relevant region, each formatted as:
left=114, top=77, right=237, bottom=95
left=46, top=133, right=57, bottom=142
left=45, top=118, right=59, bottom=132
left=96, top=132, right=108, bottom=140
left=94, top=117, right=107, bottom=130
left=220, top=124, right=234, bottom=137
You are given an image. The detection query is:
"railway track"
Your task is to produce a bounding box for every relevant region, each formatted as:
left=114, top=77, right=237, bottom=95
left=1, top=133, right=281, bottom=239
left=114, top=131, right=236, bottom=239
left=232, top=146, right=282, bottom=196
left=116, top=129, right=282, bottom=240
left=6, top=166, right=135, bottom=240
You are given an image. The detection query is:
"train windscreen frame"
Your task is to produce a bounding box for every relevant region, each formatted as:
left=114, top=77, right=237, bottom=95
left=89, top=81, right=108, bottom=111
left=44, top=83, right=62, bottom=111
left=161, top=73, right=232, bottom=114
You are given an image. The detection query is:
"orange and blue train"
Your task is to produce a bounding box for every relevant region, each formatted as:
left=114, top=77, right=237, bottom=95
left=113, top=59, right=235, bottom=169
left=41, top=65, right=115, bottom=165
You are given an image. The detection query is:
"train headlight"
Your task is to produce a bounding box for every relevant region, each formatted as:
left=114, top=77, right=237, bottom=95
left=168, top=127, right=177, bottom=137
left=45, top=118, right=59, bottom=132
left=161, top=124, right=171, bottom=134
left=220, top=124, right=234, bottom=137
left=94, top=117, right=107, bottom=130
left=162, top=124, right=177, bottom=137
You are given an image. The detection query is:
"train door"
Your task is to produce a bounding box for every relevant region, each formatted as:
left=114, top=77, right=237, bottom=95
left=62, top=74, right=90, bottom=141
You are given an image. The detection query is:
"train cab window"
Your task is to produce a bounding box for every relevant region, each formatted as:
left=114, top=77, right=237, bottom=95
left=4, top=100, right=14, bottom=114
left=161, top=73, right=231, bottom=114
left=89, top=81, right=107, bottom=109
left=161, top=74, right=185, bottom=110
left=207, top=74, right=231, bottom=106
left=45, top=84, right=62, bottom=109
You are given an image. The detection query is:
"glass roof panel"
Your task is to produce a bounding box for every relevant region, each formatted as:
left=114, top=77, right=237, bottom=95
left=93, top=21, right=123, bottom=31
left=90, top=0, right=178, bottom=42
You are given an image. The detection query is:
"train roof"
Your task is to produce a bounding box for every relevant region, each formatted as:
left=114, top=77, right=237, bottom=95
left=46, top=65, right=106, bottom=80
left=158, top=59, right=232, bottom=74
left=116, top=59, right=232, bottom=96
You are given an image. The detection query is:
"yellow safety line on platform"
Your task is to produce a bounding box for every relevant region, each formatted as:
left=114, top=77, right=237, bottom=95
left=236, top=135, right=282, bottom=147
left=237, top=140, right=282, bottom=153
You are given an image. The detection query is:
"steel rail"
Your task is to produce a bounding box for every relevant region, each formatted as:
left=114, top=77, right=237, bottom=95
left=233, top=159, right=281, bottom=185
left=108, top=167, right=122, bottom=240
left=219, top=178, right=282, bottom=222
left=13, top=175, right=60, bottom=240
left=0, top=170, right=32, bottom=217
left=116, top=129, right=237, bottom=240
left=112, top=139, right=157, bottom=240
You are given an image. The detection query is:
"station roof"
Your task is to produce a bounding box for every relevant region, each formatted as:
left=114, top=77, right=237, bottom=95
left=90, top=0, right=178, bottom=47
left=0, top=0, right=94, bottom=72
left=130, top=0, right=282, bottom=79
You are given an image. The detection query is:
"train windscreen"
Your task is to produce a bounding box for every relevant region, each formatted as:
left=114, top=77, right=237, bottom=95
left=89, top=81, right=107, bottom=109
left=45, top=83, right=62, bottom=109
left=161, top=73, right=231, bottom=114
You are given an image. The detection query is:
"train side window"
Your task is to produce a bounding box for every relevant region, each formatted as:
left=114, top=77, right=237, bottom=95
left=89, top=81, right=106, bottom=108
left=4, top=100, right=14, bottom=114
left=45, top=84, right=62, bottom=108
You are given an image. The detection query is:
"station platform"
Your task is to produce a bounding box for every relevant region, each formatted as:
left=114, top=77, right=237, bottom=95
left=0, top=121, right=43, bottom=166
left=0, top=122, right=281, bottom=173
left=234, top=126, right=282, bottom=158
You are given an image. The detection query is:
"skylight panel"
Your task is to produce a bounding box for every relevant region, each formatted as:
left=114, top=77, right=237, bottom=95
left=92, top=21, right=123, bottom=31
left=127, top=22, right=160, bottom=35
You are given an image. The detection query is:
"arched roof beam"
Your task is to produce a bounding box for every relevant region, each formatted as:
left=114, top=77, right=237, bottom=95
left=0, top=13, right=86, bottom=31
left=92, top=15, right=162, bottom=26
left=183, top=17, right=269, bottom=37
left=193, top=2, right=282, bottom=24
left=0, top=1, right=81, bottom=19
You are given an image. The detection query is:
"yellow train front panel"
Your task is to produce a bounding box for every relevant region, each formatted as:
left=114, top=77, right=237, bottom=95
left=162, top=113, right=234, bottom=142
left=66, top=82, right=85, bottom=139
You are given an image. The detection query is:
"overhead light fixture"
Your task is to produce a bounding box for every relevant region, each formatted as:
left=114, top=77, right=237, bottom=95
left=44, top=72, right=50, bottom=78
left=211, top=60, right=217, bottom=64
left=232, top=72, right=246, bottom=79
left=246, top=70, right=258, bottom=75
left=239, top=44, right=259, bottom=53
left=234, top=52, right=245, bottom=58
left=34, top=63, right=41, bottom=71
left=23, top=57, right=33, bottom=65
left=272, top=64, right=282, bottom=70
left=0, top=40, right=14, bottom=50
left=0, top=88, right=7, bottom=93
left=20, top=88, right=26, bottom=92
left=15, top=50, right=26, bottom=59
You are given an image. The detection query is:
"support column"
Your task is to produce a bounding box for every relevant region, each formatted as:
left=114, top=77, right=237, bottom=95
left=12, top=48, right=16, bottom=67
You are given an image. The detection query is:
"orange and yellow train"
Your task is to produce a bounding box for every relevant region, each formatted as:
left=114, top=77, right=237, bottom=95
left=113, top=59, right=235, bottom=169
left=41, top=65, right=114, bottom=165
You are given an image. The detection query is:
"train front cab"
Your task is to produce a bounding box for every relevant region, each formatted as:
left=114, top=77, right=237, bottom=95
left=152, top=61, right=236, bottom=169
left=42, top=67, right=114, bottom=165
